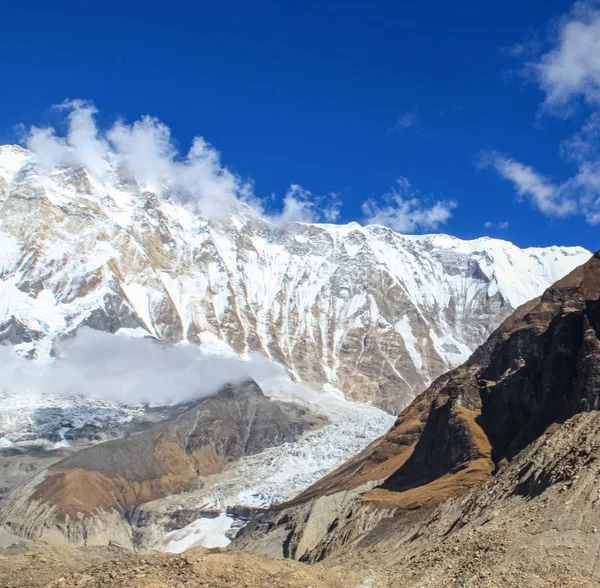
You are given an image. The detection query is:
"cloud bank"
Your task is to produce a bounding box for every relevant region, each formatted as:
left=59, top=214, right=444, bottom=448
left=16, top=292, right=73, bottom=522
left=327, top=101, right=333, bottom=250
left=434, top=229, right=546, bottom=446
left=0, top=328, right=288, bottom=406
left=485, top=1, right=600, bottom=225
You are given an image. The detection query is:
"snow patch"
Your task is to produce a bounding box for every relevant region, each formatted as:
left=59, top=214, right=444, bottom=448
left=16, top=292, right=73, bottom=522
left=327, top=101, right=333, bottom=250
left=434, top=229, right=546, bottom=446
left=162, top=513, right=234, bottom=552
left=121, top=284, right=155, bottom=335
left=395, top=315, right=422, bottom=370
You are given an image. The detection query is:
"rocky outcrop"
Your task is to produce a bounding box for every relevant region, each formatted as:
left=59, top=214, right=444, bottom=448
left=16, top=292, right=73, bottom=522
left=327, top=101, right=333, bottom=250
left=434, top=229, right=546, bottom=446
left=0, top=380, right=327, bottom=548
left=234, top=251, right=600, bottom=578
left=0, top=145, right=590, bottom=412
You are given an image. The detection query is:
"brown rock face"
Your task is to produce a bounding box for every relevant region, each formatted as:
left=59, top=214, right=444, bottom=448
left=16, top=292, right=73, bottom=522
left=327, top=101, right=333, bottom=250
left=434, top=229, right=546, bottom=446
left=234, top=251, right=600, bottom=565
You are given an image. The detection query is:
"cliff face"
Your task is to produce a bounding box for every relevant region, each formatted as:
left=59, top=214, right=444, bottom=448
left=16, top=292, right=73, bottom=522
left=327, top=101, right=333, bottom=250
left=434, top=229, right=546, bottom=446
left=0, top=380, right=327, bottom=548
left=233, top=251, right=600, bottom=578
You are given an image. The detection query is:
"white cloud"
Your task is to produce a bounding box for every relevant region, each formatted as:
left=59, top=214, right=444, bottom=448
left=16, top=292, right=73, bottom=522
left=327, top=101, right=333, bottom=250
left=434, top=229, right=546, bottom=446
left=0, top=328, right=287, bottom=406
left=362, top=177, right=456, bottom=233
left=58, top=100, right=110, bottom=178
left=24, top=100, right=110, bottom=179
left=534, top=1, right=600, bottom=109
left=21, top=100, right=339, bottom=225
left=24, top=126, right=68, bottom=171
left=106, top=114, right=177, bottom=192
left=484, top=1, right=600, bottom=226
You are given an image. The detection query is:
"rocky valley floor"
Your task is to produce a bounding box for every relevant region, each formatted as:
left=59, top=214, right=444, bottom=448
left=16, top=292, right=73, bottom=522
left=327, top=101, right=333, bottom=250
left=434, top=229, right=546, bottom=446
left=1, top=507, right=599, bottom=588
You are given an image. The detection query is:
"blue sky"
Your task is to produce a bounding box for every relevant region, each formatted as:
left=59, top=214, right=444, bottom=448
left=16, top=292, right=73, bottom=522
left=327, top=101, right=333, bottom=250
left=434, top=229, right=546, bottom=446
left=0, top=0, right=598, bottom=252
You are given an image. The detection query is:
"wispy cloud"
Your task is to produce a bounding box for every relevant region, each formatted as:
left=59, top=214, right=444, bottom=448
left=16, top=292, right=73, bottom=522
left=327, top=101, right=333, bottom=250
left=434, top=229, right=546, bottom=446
left=362, top=177, right=456, bottom=233
left=388, top=109, right=419, bottom=134
left=20, top=100, right=341, bottom=226
left=484, top=1, right=600, bottom=226
left=500, top=35, right=543, bottom=59
left=483, top=221, right=509, bottom=230
left=267, top=184, right=341, bottom=225
left=479, top=151, right=578, bottom=217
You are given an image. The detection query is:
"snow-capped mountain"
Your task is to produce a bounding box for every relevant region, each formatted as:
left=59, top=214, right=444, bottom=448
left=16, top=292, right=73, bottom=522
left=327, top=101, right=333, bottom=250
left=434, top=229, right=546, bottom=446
left=0, top=144, right=591, bottom=412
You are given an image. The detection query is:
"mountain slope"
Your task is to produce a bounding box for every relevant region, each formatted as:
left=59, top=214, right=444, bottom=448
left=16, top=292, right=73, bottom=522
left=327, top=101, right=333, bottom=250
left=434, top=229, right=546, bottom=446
left=232, top=251, right=600, bottom=587
left=0, top=144, right=590, bottom=412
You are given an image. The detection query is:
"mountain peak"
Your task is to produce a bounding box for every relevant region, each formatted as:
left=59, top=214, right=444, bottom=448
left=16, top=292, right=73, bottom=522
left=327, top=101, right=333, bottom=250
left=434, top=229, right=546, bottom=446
left=0, top=144, right=592, bottom=412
